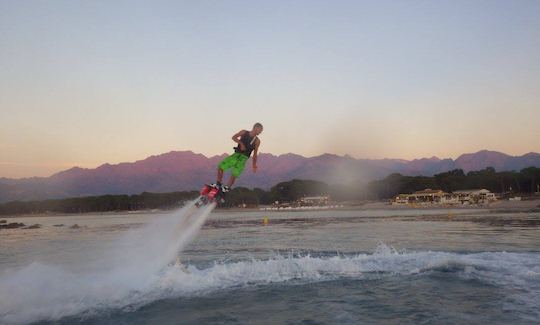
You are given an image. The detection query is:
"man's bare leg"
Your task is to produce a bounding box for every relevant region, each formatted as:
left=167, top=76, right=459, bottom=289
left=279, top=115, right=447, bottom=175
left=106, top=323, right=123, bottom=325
left=217, top=168, right=224, bottom=183
left=226, top=176, right=236, bottom=187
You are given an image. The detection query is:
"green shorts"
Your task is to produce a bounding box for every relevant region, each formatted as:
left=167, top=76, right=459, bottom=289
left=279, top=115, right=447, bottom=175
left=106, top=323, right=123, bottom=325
left=219, top=153, right=249, bottom=178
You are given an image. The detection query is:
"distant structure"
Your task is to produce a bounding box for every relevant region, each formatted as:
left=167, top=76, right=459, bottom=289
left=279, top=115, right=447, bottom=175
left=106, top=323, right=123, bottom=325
left=298, top=196, right=330, bottom=207
left=453, top=189, right=497, bottom=204
left=263, top=195, right=340, bottom=210
left=393, top=188, right=496, bottom=206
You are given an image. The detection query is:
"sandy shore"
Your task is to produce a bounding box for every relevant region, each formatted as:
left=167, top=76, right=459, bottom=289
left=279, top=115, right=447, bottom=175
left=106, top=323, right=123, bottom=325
left=360, top=198, right=540, bottom=211
left=1, top=198, right=539, bottom=219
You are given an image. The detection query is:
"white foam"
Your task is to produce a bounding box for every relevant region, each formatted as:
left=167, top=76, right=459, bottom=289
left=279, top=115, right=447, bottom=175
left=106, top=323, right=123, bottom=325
left=157, top=248, right=540, bottom=319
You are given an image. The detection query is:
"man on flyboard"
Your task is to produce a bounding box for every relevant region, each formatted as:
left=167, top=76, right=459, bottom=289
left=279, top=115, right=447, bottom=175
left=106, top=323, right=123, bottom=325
left=197, top=123, right=263, bottom=206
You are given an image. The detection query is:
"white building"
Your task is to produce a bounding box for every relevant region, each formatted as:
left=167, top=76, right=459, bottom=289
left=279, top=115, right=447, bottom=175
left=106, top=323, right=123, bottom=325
left=298, top=196, right=330, bottom=206
left=393, top=188, right=496, bottom=206
left=453, top=189, right=497, bottom=204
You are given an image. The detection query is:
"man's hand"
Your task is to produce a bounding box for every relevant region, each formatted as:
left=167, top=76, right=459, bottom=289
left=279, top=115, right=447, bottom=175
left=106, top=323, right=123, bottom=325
left=252, top=164, right=258, bottom=173
left=232, top=130, right=247, bottom=150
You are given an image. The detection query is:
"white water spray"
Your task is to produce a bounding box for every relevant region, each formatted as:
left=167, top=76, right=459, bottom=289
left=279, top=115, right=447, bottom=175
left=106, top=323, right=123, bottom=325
left=0, top=200, right=216, bottom=324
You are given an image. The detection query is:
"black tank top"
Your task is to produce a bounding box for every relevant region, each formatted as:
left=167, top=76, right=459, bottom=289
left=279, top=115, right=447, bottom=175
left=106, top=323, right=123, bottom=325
left=235, top=131, right=257, bottom=157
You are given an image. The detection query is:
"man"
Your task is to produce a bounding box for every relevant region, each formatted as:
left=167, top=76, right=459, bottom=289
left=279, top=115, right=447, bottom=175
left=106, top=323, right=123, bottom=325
left=213, top=123, right=263, bottom=193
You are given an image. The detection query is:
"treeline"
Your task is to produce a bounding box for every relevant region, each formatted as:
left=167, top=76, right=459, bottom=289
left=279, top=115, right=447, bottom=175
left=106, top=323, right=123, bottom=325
left=368, top=167, right=540, bottom=199
left=222, top=179, right=347, bottom=207
left=0, top=191, right=198, bottom=215
left=0, top=179, right=362, bottom=215
left=223, top=167, right=540, bottom=205
left=1, top=167, right=539, bottom=215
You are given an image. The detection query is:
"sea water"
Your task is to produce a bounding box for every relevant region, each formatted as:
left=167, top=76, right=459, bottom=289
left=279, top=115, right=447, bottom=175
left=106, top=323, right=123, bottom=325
left=1, top=207, right=539, bottom=324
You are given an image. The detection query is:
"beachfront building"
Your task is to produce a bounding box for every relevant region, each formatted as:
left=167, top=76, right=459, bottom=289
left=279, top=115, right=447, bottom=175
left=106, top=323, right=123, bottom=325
left=453, top=189, right=497, bottom=204
left=392, top=189, right=457, bottom=206
left=263, top=195, right=341, bottom=211
left=298, top=196, right=331, bottom=207
left=393, top=188, right=496, bottom=206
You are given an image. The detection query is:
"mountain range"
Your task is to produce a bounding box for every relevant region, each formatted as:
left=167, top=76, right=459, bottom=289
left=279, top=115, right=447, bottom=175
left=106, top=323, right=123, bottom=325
left=1, top=150, right=540, bottom=203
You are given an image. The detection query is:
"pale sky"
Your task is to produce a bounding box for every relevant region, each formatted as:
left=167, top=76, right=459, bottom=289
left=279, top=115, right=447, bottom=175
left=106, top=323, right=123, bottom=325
left=1, top=0, right=539, bottom=178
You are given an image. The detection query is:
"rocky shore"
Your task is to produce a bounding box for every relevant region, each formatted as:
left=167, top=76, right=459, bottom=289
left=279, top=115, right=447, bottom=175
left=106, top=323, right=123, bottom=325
left=0, top=220, right=42, bottom=229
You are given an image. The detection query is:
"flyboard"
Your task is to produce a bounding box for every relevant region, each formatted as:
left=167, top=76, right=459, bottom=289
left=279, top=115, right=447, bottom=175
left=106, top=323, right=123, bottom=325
left=174, top=183, right=226, bottom=232
left=195, top=183, right=227, bottom=207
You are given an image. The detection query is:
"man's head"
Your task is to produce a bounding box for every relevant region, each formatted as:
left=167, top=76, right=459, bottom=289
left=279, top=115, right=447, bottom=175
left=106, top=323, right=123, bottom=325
left=252, top=122, right=263, bottom=135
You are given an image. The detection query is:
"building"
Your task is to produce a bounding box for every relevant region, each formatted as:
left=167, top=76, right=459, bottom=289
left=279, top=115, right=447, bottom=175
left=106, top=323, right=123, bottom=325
left=298, top=196, right=330, bottom=207
left=453, top=189, right=497, bottom=204
left=263, top=195, right=341, bottom=211
left=393, top=188, right=496, bottom=206
left=392, top=189, right=456, bottom=205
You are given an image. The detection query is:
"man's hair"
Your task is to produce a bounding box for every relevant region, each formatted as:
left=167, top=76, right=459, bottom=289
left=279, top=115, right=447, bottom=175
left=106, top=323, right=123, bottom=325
left=253, top=122, right=263, bottom=129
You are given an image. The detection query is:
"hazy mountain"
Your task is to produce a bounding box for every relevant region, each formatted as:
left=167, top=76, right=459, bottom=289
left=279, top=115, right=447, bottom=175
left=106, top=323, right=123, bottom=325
left=454, top=150, right=540, bottom=172
left=1, top=150, right=539, bottom=203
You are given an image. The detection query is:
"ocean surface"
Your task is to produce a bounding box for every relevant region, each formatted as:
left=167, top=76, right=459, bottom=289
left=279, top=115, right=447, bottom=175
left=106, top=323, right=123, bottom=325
left=1, top=204, right=539, bottom=324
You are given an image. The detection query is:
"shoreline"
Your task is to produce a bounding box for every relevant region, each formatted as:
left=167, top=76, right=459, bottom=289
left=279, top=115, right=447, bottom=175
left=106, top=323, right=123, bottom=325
left=1, top=198, right=539, bottom=219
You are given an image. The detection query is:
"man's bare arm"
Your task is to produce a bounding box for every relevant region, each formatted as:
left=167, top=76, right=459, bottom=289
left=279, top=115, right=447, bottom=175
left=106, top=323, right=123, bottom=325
left=252, top=139, right=261, bottom=172
left=232, top=130, right=247, bottom=150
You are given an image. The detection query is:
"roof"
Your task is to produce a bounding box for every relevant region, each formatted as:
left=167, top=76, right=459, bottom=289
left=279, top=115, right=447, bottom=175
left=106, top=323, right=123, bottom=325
left=413, top=189, right=446, bottom=195
left=301, top=196, right=330, bottom=200
left=453, top=189, right=491, bottom=194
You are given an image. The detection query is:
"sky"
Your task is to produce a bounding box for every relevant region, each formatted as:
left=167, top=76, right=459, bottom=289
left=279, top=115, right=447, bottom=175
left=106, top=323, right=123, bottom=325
left=1, top=0, right=539, bottom=178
